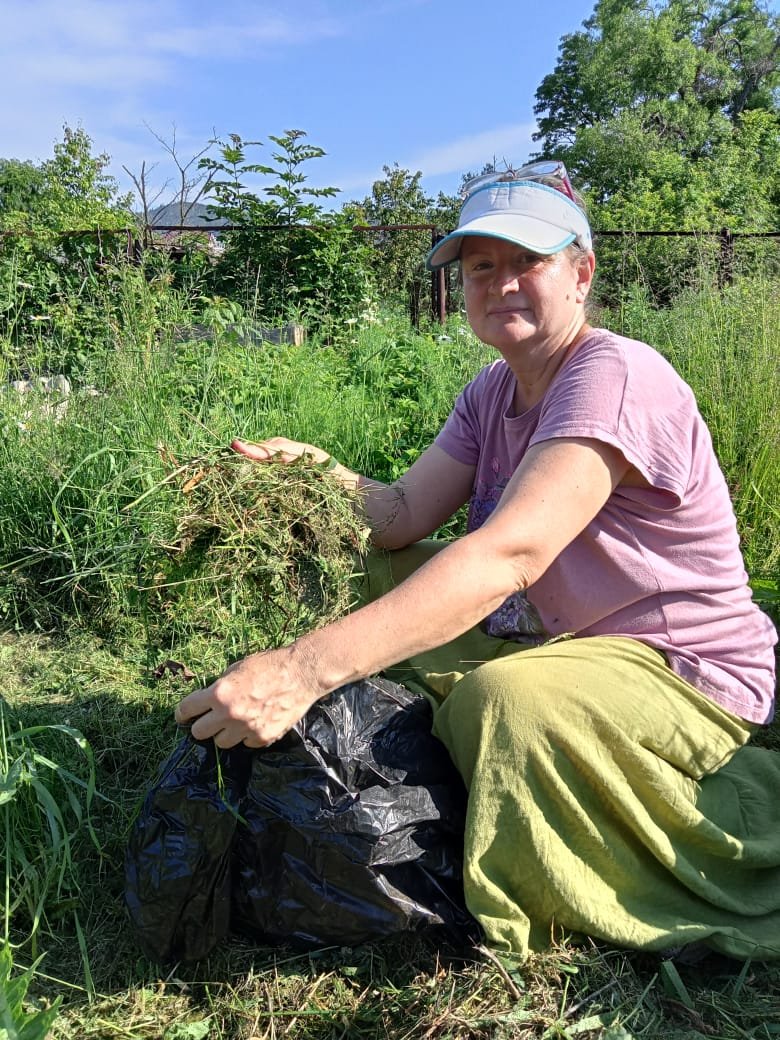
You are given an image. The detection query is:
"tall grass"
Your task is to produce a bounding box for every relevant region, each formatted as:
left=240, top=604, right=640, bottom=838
left=606, top=274, right=780, bottom=579
left=0, top=272, right=489, bottom=640
left=1, top=265, right=776, bottom=642
left=0, top=706, right=99, bottom=961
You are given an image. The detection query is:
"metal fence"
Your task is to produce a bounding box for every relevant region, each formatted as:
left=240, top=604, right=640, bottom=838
left=2, top=223, right=778, bottom=324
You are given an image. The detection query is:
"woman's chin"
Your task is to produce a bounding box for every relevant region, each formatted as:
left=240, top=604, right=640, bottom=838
left=484, top=320, right=538, bottom=350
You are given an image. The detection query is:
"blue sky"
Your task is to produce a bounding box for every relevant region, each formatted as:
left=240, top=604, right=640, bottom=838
left=1, top=0, right=599, bottom=209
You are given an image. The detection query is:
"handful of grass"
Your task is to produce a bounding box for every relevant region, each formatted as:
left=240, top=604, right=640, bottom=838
left=135, top=448, right=369, bottom=674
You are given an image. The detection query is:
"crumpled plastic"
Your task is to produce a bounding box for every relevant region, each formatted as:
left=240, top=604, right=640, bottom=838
left=125, top=677, right=478, bottom=962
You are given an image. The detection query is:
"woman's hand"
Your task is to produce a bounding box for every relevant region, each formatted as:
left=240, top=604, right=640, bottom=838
left=174, top=645, right=323, bottom=748
left=232, top=436, right=331, bottom=467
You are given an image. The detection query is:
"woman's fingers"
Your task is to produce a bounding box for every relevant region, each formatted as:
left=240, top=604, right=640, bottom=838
left=174, top=649, right=320, bottom=748
left=231, top=437, right=329, bottom=466
left=231, top=437, right=280, bottom=461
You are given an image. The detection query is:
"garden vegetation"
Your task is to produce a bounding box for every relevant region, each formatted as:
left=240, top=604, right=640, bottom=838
left=0, top=0, right=778, bottom=1035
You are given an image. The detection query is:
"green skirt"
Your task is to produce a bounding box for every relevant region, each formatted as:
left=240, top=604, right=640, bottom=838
left=363, top=541, right=780, bottom=961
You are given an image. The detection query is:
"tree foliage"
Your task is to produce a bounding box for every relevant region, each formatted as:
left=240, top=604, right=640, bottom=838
left=0, top=126, right=136, bottom=376
left=536, top=0, right=780, bottom=216
left=0, top=160, right=47, bottom=226
left=40, top=126, right=133, bottom=231
left=201, top=130, right=376, bottom=335
left=0, top=126, right=132, bottom=233
left=533, top=0, right=779, bottom=300
left=354, top=164, right=461, bottom=323
left=356, top=164, right=435, bottom=322
left=534, top=0, right=779, bottom=227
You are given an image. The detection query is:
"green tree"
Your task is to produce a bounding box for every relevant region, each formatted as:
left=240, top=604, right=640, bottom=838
left=0, top=126, right=136, bottom=376
left=533, top=0, right=780, bottom=298
left=0, top=159, right=47, bottom=228
left=202, top=130, right=376, bottom=334
left=0, top=126, right=132, bottom=232
left=39, top=125, right=133, bottom=231
left=358, top=164, right=452, bottom=323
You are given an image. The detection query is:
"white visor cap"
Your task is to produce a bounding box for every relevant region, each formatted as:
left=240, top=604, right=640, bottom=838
left=426, top=180, right=592, bottom=271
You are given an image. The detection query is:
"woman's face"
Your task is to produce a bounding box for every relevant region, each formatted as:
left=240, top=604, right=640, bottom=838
left=460, top=236, right=594, bottom=357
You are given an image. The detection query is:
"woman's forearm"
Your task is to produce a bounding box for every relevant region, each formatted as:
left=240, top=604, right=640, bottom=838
left=174, top=513, right=525, bottom=747
left=290, top=528, right=524, bottom=695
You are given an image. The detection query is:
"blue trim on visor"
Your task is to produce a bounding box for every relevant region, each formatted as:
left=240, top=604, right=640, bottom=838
left=426, top=228, right=577, bottom=271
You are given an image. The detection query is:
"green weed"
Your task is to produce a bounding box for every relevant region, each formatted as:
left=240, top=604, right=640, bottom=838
left=0, top=942, right=60, bottom=1040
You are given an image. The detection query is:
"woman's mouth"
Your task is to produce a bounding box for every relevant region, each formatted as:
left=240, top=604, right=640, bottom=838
left=489, top=306, right=531, bottom=316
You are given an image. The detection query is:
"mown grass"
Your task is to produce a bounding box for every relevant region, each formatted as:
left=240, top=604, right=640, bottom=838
left=3, top=627, right=780, bottom=1038
left=0, top=263, right=778, bottom=1038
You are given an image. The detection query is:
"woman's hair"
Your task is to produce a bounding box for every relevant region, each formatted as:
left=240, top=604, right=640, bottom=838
left=527, top=172, right=588, bottom=213
left=526, top=172, right=595, bottom=315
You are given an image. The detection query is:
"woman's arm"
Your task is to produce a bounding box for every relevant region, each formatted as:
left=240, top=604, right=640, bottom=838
left=232, top=437, right=475, bottom=549
left=176, top=436, right=630, bottom=748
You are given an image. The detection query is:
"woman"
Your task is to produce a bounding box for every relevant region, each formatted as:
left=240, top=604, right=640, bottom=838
left=176, top=162, right=780, bottom=961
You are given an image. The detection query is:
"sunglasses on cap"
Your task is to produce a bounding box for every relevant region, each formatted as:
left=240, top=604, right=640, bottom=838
left=461, top=160, right=576, bottom=204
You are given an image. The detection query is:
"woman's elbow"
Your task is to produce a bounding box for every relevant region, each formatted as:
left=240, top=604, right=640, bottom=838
left=469, top=530, right=546, bottom=597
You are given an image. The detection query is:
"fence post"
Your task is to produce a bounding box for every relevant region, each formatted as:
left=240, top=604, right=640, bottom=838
left=430, top=230, right=447, bottom=323
left=718, top=227, right=734, bottom=288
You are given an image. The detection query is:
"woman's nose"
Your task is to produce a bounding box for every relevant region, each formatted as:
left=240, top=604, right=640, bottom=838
left=490, top=267, right=521, bottom=294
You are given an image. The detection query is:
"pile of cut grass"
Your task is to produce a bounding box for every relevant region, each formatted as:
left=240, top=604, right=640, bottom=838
left=130, top=448, right=369, bottom=677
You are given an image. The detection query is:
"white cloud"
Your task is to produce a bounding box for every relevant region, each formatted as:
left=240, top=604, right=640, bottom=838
left=407, top=123, right=539, bottom=178
left=336, top=123, right=539, bottom=197
left=0, top=0, right=352, bottom=181
left=1, top=0, right=345, bottom=86
left=153, top=15, right=342, bottom=58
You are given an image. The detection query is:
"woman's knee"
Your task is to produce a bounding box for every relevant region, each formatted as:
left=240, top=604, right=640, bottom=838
left=432, top=658, right=551, bottom=785
left=444, top=654, right=557, bottom=726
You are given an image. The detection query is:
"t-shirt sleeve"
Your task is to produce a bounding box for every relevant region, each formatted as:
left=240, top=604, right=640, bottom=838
left=530, top=335, right=695, bottom=503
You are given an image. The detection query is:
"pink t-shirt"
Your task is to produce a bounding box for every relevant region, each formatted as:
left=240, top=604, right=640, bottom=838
left=435, top=328, right=777, bottom=724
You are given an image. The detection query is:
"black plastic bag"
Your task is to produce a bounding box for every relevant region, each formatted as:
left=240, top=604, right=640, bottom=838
left=124, top=735, right=251, bottom=962
left=125, top=678, right=477, bottom=961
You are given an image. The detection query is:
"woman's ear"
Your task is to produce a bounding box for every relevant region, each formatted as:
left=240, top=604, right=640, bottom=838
left=575, top=251, right=596, bottom=303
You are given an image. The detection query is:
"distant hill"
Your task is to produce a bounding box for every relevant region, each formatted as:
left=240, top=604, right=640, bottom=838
left=148, top=202, right=228, bottom=228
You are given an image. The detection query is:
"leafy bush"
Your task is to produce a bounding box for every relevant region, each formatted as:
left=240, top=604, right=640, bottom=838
left=200, top=131, right=378, bottom=337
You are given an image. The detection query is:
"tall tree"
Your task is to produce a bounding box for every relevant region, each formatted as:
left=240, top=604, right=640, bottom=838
left=358, top=164, right=438, bottom=322
left=533, top=0, right=779, bottom=230
left=0, top=126, right=135, bottom=376
left=0, top=160, right=47, bottom=227
left=0, top=127, right=133, bottom=232
left=39, top=125, right=133, bottom=230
